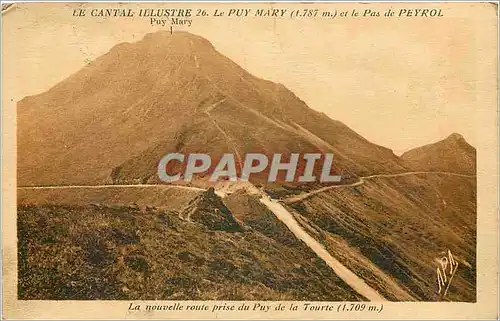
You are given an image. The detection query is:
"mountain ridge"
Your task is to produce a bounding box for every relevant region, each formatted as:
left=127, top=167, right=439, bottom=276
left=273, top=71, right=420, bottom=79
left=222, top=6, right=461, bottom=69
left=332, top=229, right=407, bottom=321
left=17, top=31, right=472, bottom=187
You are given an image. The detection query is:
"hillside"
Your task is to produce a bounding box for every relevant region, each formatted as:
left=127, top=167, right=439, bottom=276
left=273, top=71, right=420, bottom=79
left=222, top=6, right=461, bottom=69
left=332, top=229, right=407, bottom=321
left=18, top=31, right=407, bottom=187
left=401, top=133, right=476, bottom=175
left=287, top=173, right=476, bottom=302
left=18, top=190, right=364, bottom=301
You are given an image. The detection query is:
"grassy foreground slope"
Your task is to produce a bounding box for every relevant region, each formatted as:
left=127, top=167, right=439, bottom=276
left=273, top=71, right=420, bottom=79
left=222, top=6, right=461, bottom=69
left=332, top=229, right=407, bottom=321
left=18, top=189, right=364, bottom=301
left=17, top=185, right=200, bottom=211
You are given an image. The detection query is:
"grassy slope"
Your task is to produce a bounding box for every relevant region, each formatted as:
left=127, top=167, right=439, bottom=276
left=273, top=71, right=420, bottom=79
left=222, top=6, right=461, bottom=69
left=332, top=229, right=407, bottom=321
left=17, top=186, right=199, bottom=211
left=18, top=201, right=363, bottom=301
left=288, top=174, right=476, bottom=302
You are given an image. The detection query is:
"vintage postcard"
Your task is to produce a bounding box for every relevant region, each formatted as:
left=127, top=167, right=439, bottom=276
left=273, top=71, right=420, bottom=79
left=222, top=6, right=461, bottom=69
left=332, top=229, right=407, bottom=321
left=1, top=1, right=498, bottom=319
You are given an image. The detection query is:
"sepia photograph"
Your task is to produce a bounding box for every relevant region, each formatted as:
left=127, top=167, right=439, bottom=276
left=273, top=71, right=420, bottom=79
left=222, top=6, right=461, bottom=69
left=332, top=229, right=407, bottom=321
left=2, top=1, right=498, bottom=319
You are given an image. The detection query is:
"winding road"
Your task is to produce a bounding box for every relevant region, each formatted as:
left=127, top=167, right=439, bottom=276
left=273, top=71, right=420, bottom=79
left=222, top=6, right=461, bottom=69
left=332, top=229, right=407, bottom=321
left=284, top=171, right=476, bottom=204
left=260, top=170, right=475, bottom=301
left=18, top=170, right=474, bottom=302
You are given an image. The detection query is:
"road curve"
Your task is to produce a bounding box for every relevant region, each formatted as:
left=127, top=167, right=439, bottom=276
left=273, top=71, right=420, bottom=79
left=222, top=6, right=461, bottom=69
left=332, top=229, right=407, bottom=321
left=285, top=171, right=476, bottom=204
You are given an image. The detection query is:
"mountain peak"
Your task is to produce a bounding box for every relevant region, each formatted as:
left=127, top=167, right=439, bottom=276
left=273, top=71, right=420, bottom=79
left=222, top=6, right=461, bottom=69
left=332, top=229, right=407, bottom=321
left=106, top=31, right=216, bottom=60
left=18, top=31, right=409, bottom=187
left=445, top=132, right=465, bottom=142
left=401, top=132, right=476, bottom=175
left=142, top=30, right=215, bottom=50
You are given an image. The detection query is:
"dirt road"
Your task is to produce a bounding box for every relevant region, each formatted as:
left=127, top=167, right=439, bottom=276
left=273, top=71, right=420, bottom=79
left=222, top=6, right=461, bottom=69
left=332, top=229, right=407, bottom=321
left=285, top=171, right=476, bottom=204
left=260, top=197, right=387, bottom=301
left=17, top=184, right=205, bottom=192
